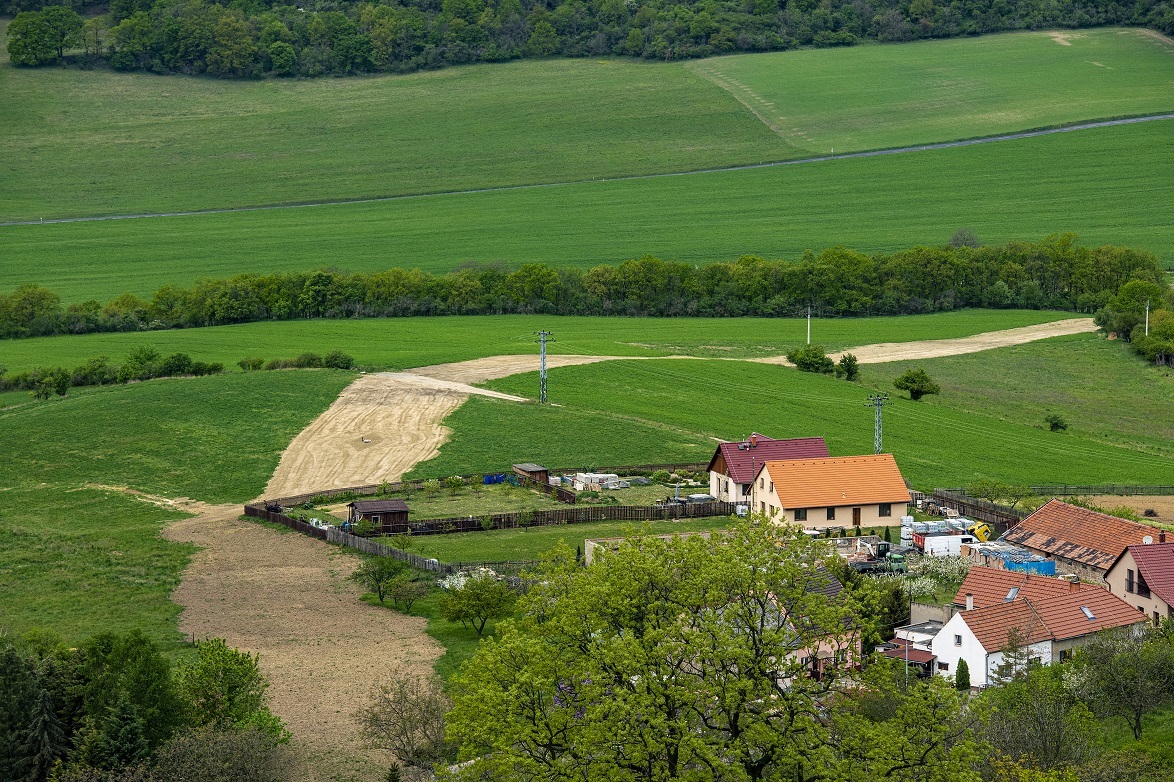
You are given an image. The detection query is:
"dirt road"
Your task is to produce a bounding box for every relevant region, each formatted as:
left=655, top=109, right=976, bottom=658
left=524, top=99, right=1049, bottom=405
left=164, top=501, right=441, bottom=782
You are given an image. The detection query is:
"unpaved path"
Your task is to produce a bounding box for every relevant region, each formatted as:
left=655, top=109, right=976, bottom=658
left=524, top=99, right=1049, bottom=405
left=752, top=318, right=1097, bottom=365
left=261, top=372, right=527, bottom=500
left=164, top=501, right=441, bottom=781
left=407, top=353, right=695, bottom=384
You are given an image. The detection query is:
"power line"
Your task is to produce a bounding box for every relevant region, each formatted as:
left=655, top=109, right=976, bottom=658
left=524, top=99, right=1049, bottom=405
left=865, top=393, right=889, bottom=454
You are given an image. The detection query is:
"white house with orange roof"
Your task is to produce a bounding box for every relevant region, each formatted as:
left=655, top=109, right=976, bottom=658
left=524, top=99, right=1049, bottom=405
left=751, top=454, right=911, bottom=529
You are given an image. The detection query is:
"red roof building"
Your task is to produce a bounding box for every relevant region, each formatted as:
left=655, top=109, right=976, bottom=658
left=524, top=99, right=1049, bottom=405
left=1105, top=540, right=1174, bottom=627
left=953, top=566, right=1099, bottom=610
left=1003, top=499, right=1161, bottom=581
left=706, top=434, right=828, bottom=503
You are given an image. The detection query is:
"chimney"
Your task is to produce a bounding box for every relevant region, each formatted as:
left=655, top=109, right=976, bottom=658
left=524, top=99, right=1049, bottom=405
left=965, top=593, right=973, bottom=611
left=1070, top=581, right=1080, bottom=593
left=750, top=434, right=758, bottom=448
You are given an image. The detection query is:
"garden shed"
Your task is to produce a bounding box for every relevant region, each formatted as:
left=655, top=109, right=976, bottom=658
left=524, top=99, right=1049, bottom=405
left=512, top=463, right=549, bottom=485
left=348, top=499, right=409, bottom=534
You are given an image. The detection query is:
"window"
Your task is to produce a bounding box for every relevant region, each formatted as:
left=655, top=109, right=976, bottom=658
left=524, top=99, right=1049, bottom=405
left=826, top=507, right=836, bottom=521
left=1156, top=611, right=1162, bottom=627
left=759, top=477, right=764, bottom=490
left=1126, top=569, right=1135, bottom=593
left=954, top=634, right=962, bottom=646
left=1080, top=606, right=1095, bottom=620
left=834, top=650, right=847, bottom=664
left=795, top=508, right=808, bottom=522
left=1059, top=649, right=1072, bottom=663
left=1005, top=587, right=1020, bottom=602
left=760, top=502, right=766, bottom=515
left=371, top=515, right=381, bottom=523
left=938, top=662, right=949, bottom=672
left=769, top=481, right=774, bottom=493
left=1138, top=573, right=1151, bottom=599
left=879, top=503, right=892, bottom=517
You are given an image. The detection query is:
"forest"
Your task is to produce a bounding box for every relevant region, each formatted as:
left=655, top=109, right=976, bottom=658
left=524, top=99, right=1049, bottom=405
left=0, top=235, right=1166, bottom=337
left=6, top=0, right=1174, bottom=77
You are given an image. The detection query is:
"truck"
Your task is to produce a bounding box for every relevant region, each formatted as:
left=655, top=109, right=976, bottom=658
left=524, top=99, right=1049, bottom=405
left=913, top=532, right=976, bottom=557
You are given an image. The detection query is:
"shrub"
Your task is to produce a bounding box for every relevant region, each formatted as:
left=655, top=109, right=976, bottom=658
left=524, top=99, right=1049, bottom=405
left=350, top=557, right=408, bottom=602
left=650, top=470, right=671, bottom=483
left=357, top=671, right=456, bottom=770
left=423, top=479, right=441, bottom=498
left=72, top=356, right=117, bottom=386
left=293, top=352, right=324, bottom=368
left=836, top=353, right=859, bottom=381
left=445, top=475, right=465, bottom=495
left=389, top=576, right=429, bottom=612
left=30, top=366, right=70, bottom=399
left=479, top=516, right=495, bottom=532
left=1044, top=413, right=1068, bottom=432
left=438, top=572, right=517, bottom=636
left=894, top=368, right=941, bottom=401
left=955, top=659, right=970, bottom=690
left=238, top=356, right=264, bottom=371
left=323, top=350, right=355, bottom=369
left=159, top=352, right=194, bottom=376
left=153, top=726, right=290, bottom=782
left=786, top=344, right=835, bottom=374
left=263, top=358, right=294, bottom=370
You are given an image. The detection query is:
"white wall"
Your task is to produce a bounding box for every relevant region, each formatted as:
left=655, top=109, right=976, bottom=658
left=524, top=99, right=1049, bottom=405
left=930, top=613, right=989, bottom=686
left=985, top=641, right=1051, bottom=684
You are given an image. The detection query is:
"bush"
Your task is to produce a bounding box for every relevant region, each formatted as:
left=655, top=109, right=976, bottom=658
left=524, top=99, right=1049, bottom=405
left=438, top=572, right=517, bottom=636
left=189, top=361, right=223, bottom=376
left=835, top=353, right=859, bottom=381
left=350, top=557, right=408, bottom=602
left=152, top=726, right=290, bottom=782
left=238, top=356, right=264, bottom=371
left=786, top=344, right=835, bottom=374
left=159, top=352, right=194, bottom=376
left=357, top=671, right=456, bottom=770
left=30, top=366, right=70, bottom=399
left=650, top=470, right=671, bottom=483
left=389, top=576, right=429, bottom=613
left=323, top=350, right=355, bottom=369
left=263, top=358, right=294, bottom=371
left=72, top=356, right=117, bottom=386
left=894, top=368, right=941, bottom=401
left=293, top=352, right=323, bottom=368
left=1044, top=413, right=1068, bottom=432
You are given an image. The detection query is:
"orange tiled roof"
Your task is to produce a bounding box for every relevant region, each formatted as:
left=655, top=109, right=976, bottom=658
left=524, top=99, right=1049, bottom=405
left=960, top=601, right=1051, bottom=652
left=953, top=566, right=1098, bottom=609
left=1029, top=588, right=1146, bottom=642
left=1003, top=499, right=1159, bottom=571
left=763, top=454, right=910, bottom=509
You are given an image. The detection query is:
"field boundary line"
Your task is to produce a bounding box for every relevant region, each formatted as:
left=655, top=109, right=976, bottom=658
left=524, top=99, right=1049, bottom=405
left=3, top=113, right=1172, bottom=227
left=686, top=62, right=795, bottom=144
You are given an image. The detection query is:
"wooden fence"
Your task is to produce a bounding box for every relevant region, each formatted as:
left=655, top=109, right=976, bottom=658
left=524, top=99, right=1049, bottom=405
left=1022, top=485, right=1174, bottom=497
left=929, top=490, right=1029, bottom=530
left=245, top=504, right=327, bottom=539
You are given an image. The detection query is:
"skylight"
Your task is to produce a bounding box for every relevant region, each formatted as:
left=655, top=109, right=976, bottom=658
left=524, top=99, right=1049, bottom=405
left=1080, top=607, right=1095, bottom=620
left=1004, top=587, right=1019, bottom=602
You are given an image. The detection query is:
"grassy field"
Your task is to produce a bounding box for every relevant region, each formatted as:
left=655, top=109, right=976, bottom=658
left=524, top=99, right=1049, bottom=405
left=1, top=28, right=1169, bottom=223
left=690, top=28, right=1174, bottom=154
left=0, top=370, right=352, bottom=655
left=406, top=339, right=1173, bottom=488
left=4, top=119, right=1171, bottom=302
left=0, top=310, right=1077, bottom=374
left=405, top=516, right=736, bottom=564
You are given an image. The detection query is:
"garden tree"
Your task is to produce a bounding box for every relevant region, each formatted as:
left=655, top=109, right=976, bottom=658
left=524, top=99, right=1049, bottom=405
left=787, top=344, right=835, bottom=374
left=446, top=524, right=920, bottom=781
left=991, top=627, right=1034, bottom=685
left=894, top=367, right=941, bottom=401
left=977, top=664, right=1099, bottom=771
left=829, top=661, right=982, bottom=781
left=955, top=658, right=970, bottom=691
left=1070, top=622, right=1174, bottom=739
left=445, top=475, right=465, bottom=495
left=349, top=557, right=408, bottom=603
left=439, top=571, right=517, bottom=636
left=389, top=576, right=429, bottom=612
left=836, top=352, right=859, bottom=381
left=356, top=671, right=455, bottom=770
left=178, top=638, right=289, bottom=742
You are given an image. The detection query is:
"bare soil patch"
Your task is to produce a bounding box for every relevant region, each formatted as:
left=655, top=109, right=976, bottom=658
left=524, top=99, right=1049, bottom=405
left=406, top=353, right=694, bottom=384
left=165, top=504, right=441, bottom=782
left=1082, top=495, right=1174, bottom=524
left=262, top=373, right=528, bottom=500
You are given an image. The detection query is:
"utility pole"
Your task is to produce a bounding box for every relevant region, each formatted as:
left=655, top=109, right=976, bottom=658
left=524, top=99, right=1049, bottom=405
left=865, top=393, right=889, bottom=454
left=807, top=305, right=811, bottom=345
left=535, top=330, right=554, bottom=403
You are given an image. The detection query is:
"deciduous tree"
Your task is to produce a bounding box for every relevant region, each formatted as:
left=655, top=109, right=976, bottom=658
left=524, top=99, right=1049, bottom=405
left=894, top=368, right=941, bottom=401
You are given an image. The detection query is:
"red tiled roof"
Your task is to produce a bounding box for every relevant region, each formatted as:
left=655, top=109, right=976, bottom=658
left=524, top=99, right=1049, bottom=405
left=961, top=601, right=1051, bottom=652
left=763, top=454, right=910, bottom=509
left=959, top=578, right=1145, bottom=652
left=883, top=641, right=936, bottom=664
left=1121, top=543, right=1174, bottom=607
left=707, top=435, right=829, bottom=484
left=1003, top=499, right=1159, bottom=571
left=953, top=566, right=1098, bottom=609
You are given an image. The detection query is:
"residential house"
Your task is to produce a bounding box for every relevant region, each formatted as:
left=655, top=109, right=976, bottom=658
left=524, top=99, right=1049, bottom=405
left=929, top=566, right=1146, bottom=687
left=1105, top=539, right=1174, bottom=626
left=1003, top=499, right=1160, bottom=582
left=706, top=434, right=828, bottom=503
left=752, top=454, right=910, bottom=529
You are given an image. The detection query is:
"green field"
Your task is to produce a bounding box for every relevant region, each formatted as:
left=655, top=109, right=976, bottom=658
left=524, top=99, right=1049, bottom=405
left=690, top=28, right=1174, bottom=154
left=4, top=119, right=1171, bottom=301
left=0, top=310, right=1076, bottom=374
left=406, top=337, right=1174, bottom=488
left=1, top=28, right=1169, bottom=223
left=0, top=370, right=351, bottom=652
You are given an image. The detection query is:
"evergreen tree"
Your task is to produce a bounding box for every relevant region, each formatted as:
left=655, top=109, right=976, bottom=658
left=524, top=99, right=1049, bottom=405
left=23, top=687, right=65, bottom=782
left=77, top=693, right=149, bottom=770
left=955, top=659, right=970, bottom=691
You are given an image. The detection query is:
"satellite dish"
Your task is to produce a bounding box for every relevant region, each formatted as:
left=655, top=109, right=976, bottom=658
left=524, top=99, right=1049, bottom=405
left=1143, top=536, right=1154, bottom=545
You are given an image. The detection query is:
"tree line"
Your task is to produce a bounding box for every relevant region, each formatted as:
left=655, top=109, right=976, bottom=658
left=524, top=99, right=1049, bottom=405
left=1, top=630, right=291, bottom=782
left=1, top=234, right=1165, bottom=338
left=6, top=0, right=1174, bottom=77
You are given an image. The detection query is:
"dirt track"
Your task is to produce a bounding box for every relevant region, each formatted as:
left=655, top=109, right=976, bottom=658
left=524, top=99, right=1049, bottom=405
left=164, top=502, right=440, bottom=781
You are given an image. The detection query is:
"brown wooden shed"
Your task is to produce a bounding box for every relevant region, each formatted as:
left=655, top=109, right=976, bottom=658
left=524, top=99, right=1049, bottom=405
left=348, top=499, right=409, bottom=534
left=512, top=463, right=549, bottom=485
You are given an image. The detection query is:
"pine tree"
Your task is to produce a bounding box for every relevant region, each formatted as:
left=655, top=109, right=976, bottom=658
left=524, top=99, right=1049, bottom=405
left=955, top=659, right=971, bottom=691
left=23, top=687, right=65, bottom=782
left=78, top=694, right=148, bottom=770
